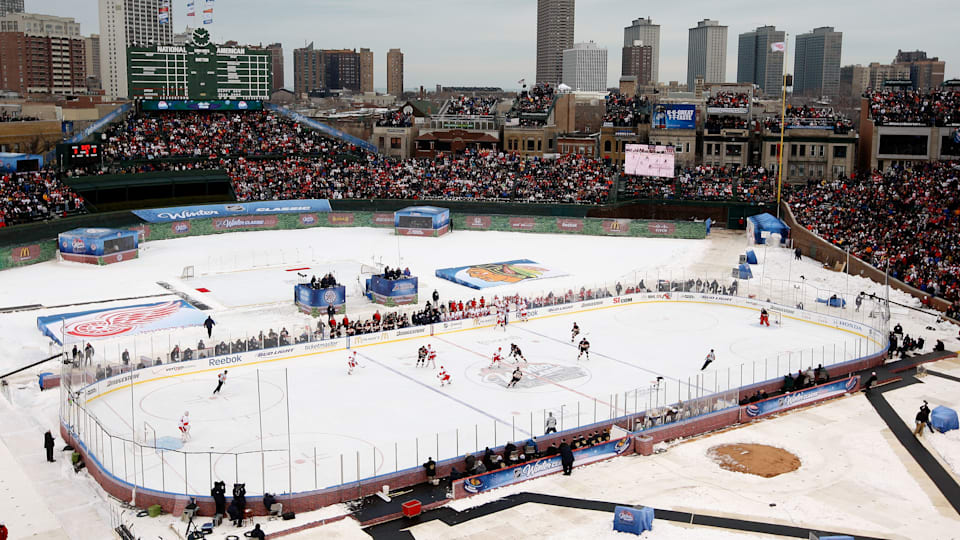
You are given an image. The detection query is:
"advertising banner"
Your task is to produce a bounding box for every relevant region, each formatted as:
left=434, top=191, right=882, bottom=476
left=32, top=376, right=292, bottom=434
left=435, top=259, right=568, bottom=289
left=459, top=437, right=631, bottom=495
left=294, top=284, right=346, bottom=315
left=37, top=300, right=206, bottom=345
left=555, top=218, right=584, bottom=233
left=463, top=215, right=492, bottom=230
left=140, top=100, right=263, bottom=112
left=133, top=200, right=332, bottom=223
left=365, top=275, right=419, bottom=306
left=706, top=107, right=748, bottom=115
left=744, top=376, right=860, bottom=418
left=652, top=104, right=696, bottom=130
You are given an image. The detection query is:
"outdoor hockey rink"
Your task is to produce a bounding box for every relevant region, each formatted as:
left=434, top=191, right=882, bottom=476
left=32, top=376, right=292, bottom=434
left=82, top=297, right=873, bottom=496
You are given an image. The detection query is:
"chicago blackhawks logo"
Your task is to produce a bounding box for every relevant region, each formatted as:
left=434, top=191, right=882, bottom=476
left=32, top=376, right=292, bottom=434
left=65, top=301, right=182, bottom=338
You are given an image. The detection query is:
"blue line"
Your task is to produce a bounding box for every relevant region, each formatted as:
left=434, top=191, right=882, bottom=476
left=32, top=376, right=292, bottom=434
left=512, top=324, right=684, bottom=384
left=354, top=352, right=531, bottom=437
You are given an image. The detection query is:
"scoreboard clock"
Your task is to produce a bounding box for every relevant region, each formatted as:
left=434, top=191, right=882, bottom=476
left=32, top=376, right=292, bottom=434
left=70, top=143, right=100, bottom=159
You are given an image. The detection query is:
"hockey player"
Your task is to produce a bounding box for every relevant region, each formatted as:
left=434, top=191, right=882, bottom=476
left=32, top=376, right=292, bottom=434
left=347, top=351, right=360, bottom=375
left=179, top=411, right=191, bottom=442
left=417, top=345, right=427, bottom=368
left=577, top=338, right=590, bottom=361
left=495, top=306, right=507, bottom=330
left=490, top=347, right=504, bottom=368
left=518, top=299, right=528, bottom=322
left=759, top=308, right=770, bottom=327
left=509, top=343, right=527, bottom=362
left=506, top=366, right=523, bottom=388
left=426, top=344, right=437, bottom=369
left=213, top=370, right=227, bottom=394
left=701, top=349, right=716, bottom=371
left=437, top=366, right=451, bottom=387
left=570, top=323, right=580, bottom=343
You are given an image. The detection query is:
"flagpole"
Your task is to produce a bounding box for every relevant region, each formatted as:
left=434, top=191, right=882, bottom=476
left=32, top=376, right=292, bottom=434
left=776, top=35, right=789, bottom=221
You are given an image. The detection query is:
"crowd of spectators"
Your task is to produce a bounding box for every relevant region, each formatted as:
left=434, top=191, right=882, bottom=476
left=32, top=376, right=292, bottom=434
left=0, top=170, right=85, bottom=227
left=0, top=111, right=41, bottom=122
left=603, top=92, right=650, bottom=127
left=762, top=106, right=853, bottom=133
left=707, top=92, right=750, bottom=109
left=705, top=116, right=748, bottom=132
left=622, top=166, right=776, bottom=203
left=376, top=110, right=413, bottom=127
left=223, top=152, right=614, bottom=204
left=788, top=161, right=960, bottom=302
left=513, top=83, right=556, bottom=121
left=451, top=429, right=611, bottom=479
left=866, top=89, right=960, bottom=126
left=445, top=95, right=497, bottom=116
left=101, top=110, right=352, bottom=160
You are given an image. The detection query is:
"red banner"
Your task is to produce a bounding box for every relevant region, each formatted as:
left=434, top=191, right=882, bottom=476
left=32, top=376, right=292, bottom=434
left=464, top=215, right=492, bottom=229
left=11, top=244, right=41, bottom=262
left=509, top=217, right=536, bottom=231
left=602, top=219, right=631, bottom=235
left=647, top=222, right=676, bottom=235
left=555, top=218, right=584, bottom=232
left=327, top=213, right=355, bottom=226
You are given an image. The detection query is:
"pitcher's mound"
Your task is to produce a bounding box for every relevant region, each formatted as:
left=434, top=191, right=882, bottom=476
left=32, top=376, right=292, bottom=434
left=708, top=443, right=800, bottom=478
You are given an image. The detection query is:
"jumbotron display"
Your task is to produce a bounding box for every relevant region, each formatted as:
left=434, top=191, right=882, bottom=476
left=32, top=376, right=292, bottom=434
left=126, top=28, right=272, bottom=100
left=624, top=144, right=676, bottom=178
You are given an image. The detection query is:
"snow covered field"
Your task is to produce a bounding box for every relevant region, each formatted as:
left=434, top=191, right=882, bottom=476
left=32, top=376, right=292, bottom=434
left=1, top=225, right=958, bottom=539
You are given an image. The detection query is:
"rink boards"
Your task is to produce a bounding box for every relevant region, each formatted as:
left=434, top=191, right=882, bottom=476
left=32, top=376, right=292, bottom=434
left=78, top=291, right=885, bottom=406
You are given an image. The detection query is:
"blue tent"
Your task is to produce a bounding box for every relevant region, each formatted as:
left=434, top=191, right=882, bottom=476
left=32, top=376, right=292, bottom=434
left=745, top=250, right=758, bottom=264
left=736, top=264, right=753, bottom=279
left=747, top=213, right=790, bottom=245
left=931, top=406, right=958, bottom=433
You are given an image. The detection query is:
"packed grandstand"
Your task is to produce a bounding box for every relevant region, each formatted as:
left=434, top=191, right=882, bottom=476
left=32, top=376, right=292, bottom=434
left=2, top=89, right=959, bottom=314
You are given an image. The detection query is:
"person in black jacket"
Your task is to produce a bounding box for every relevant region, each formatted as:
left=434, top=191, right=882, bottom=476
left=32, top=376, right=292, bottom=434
left=559, top=440, right=574, bottom=475
left=423, top=457, right=438, bottom=485
left=44, top=431, right=55, bottom=462
left=863, top=371, right=877, bottom=393
left=914, top=401, right=933, bottom=437
left=211, top=481, right=227, bottom=517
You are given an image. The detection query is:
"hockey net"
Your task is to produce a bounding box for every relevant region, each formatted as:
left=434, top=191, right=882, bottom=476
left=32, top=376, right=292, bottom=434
left=769, top=311, right=782, bottom=326
left=180, top=265, right=195, bottom=279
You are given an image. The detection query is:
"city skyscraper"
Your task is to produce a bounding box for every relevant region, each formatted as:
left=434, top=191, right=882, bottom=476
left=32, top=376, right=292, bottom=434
left=98, top=0, right=174, bottom=99
left=687, top=19, right=727, bottom=91
left=562, top=41, right=607, bottom=92
left=293, top=43, right=323, bottom=96
left=894, top=50, right=945, bottom=89
left=359, top=48, right=373, bottom=93
left=266, top=43, right=284, bottom=93
left=622, top=42, right=653, bottom=85
left=0, top=0, right=23, bottom=18
left=623, top=17, right=659, bottom=84
left=535, top=0, right=575, bottom=86
left=737, top=25, right=784, bottom=96
left=387, top=48, right=403, bottom=96
left=0, top=13, right=86, bottom=95
left=793, top=27, right=843, bottom=97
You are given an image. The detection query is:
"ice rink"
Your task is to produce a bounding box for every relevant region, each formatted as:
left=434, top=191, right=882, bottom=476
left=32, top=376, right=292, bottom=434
left=84, top=296, right=872, bottom=496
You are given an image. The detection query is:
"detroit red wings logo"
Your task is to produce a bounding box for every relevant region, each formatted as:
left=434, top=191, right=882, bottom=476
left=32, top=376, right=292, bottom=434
left=66, top=301, right=182, bottom=338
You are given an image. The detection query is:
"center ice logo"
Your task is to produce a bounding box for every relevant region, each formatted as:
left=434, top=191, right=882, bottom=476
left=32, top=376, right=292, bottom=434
left=480, top=363, right=587, bottom=389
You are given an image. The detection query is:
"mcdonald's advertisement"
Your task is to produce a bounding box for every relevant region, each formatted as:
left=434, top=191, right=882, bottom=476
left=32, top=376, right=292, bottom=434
left=0, top=242, right=58, bottom=269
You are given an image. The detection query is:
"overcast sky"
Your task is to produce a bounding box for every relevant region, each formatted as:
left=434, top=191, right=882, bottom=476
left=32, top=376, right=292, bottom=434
left=34, top=0, right=958, bottom=91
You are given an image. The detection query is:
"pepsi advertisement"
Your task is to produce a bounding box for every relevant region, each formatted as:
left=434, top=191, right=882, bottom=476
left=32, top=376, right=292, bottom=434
left=458, top=437, right=632, bottom=495
left=652, top=104, right=696, bottom=130
left=744, top=376, right=859, bottom=418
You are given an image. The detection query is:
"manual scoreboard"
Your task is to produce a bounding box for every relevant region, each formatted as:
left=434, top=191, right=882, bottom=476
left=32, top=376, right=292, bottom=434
left=127, top=28, right=272, bottom=101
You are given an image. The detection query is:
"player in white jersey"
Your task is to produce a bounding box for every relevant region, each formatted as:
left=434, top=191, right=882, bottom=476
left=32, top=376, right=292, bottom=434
left=518, top=299, right=528, bottom=322
left=437, top=366, right=451, bottom=386
left=425, top=344, right=437, bottom=369
left=571, top=322, right=580, bottom=343
left=179, top=411, right=191, bottom=442
left=489, top=347, right=504, bottom=368
left=347, top=351, right=359, bottom=375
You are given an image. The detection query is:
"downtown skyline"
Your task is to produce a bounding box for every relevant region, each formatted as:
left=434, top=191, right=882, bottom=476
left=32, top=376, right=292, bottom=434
left=31, top=0, right=958, bottom=91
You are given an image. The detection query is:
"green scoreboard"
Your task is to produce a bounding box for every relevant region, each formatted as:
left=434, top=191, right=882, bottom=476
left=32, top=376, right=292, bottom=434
left=127, top=28, right=272, bottom=100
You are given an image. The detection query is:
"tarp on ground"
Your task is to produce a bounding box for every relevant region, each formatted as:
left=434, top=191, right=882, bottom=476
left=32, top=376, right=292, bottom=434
left=931, top=405, right=959, bottom=433
left=746, top=212, right=790, bottom=245
left=37, top=300, right=207, bottom=345
left=745, top=249, right=758, bottom=264
left=436, top=259, right=568, bottom=289
left=736, top=263, right=753, bottom=279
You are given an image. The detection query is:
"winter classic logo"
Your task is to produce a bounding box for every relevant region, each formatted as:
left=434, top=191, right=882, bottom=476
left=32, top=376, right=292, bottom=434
left=618, top=510, right=635, bottom=523
left=172, top=221, right=191, bottom=234
left=614, top=438, right=630, bottom=454
left=322, top=289, right=339, bottom=304
left=71, top=238, right=86, bottom=252
left=299, top=213, right=318, bottom=225
left=463, top=477, right=485, bottom=494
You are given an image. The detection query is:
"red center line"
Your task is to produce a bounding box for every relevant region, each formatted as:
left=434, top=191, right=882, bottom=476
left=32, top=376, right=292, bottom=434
left=432, top=335, right=627, bottom=415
